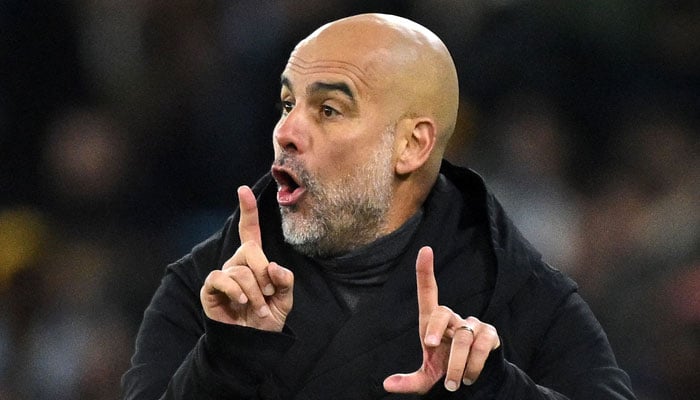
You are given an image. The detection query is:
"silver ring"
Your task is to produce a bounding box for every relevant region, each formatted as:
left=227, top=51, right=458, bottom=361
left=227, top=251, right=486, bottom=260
left=457, top=325, right=474, bottom=335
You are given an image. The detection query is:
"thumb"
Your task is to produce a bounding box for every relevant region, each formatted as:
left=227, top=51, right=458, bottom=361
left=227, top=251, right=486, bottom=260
left=383, top=371, right=434, bottom=395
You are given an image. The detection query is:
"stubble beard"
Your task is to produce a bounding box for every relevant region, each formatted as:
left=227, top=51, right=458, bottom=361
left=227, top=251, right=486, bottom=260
left=278, top=129, right=395, bottom=258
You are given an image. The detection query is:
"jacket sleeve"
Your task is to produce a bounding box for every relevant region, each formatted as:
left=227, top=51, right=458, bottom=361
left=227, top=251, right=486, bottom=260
left=121, top=266, right=295, bottom=400
left=452, top=291, right=636, bottom=399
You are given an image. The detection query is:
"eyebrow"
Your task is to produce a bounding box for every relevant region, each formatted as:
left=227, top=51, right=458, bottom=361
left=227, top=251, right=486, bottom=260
left=280, top=75, right=356, bottom=103
left=309, top=81, right=355, bottom=102
left=280, top=75, right=293, bottom=92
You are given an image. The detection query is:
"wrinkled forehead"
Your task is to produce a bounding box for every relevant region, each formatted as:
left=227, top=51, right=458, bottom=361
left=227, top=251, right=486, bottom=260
left=282, top=37, right=391, bottom=96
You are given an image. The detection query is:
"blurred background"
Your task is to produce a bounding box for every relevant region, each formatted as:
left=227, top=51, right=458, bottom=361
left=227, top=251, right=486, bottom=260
left=1, top=0, right=698, bottom=399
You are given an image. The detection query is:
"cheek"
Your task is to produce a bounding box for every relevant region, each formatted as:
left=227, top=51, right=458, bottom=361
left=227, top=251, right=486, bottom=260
left=312, top=146, right=350, bottom=179
left=310, top=121, right=393, bottom=178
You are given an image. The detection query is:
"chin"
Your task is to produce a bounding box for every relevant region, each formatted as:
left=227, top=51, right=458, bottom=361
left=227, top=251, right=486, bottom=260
left=281, top=215, right=322, bottom=249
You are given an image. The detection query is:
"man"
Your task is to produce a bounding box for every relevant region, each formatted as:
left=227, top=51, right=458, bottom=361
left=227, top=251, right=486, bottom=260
left=122, top=14, right=636, bottom=399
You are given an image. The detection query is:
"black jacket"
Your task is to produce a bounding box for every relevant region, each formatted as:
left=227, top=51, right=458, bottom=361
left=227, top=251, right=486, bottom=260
left=122, top=162, right=636, bottom=399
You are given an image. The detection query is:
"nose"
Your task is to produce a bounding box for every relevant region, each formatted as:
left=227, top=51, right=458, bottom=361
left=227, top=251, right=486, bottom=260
left=273, top=107, right=307, bottom=154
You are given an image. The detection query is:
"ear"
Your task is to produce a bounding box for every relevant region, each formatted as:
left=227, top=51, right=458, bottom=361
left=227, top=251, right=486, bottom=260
left=395, top=119, right=436, bottom=175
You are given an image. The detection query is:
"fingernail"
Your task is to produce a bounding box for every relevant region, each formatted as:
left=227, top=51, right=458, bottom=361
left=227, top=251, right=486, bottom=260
left=445, top=380, right=458, bottom=392
left=425, top=335, right=440, bottom=346
left=463, top=378, right=473, bottom=386
left=263, top=284, right=275, bottom=296
left=257, top=305, right=271, bottom=318
left=238, top=293, right=248, bottom=304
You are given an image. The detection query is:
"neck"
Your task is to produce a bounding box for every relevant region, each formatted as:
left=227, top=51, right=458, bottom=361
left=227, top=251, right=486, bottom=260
left=384, top=168, right=437, bottom=234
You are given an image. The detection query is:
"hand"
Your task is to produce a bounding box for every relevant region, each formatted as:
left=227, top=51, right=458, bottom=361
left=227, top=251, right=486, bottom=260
left=200, top=186, right=294, bottom=332
left=383, top=247, right=500, bottom=394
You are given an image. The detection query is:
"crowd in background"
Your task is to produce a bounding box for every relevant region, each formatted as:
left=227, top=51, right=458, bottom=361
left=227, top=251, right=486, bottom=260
left=1, top=1, right=698, bottom=399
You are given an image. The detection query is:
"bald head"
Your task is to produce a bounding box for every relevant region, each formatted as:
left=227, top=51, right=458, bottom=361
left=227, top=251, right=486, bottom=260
left=290, top=14, right=459, bottom=161
left=274, top=15, right=460, bottom=239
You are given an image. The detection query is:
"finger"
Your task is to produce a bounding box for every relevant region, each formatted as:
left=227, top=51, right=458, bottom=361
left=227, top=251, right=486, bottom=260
left=227, top=266, right=271, bottom=318
left=201, top=270, right=248, bottom=308
left=237, top=185, right=262, bottom=247
left=268, top=262, right=293, bottom=296
left=444, top=324, right=475, bottom=391
left=463, top=318, right=500, bottom=385
left=415, top=246, right=438, bottom=330
left=423, top=306, right=454, bottom=347
left=227, top=241, right=274, bottom=296
left=268, top=262, right=294, bottom=312
left=383, top=371, right=435, bottom=395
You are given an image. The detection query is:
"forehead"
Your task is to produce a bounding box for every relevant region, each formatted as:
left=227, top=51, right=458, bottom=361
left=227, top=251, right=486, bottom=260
left=281, top=41, right=392, bottom=98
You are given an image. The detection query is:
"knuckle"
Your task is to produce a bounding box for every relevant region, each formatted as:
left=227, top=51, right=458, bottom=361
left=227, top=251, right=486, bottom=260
left=480, top=324, right=499, bottom=342
left=465, top=316, right=481, bottom=325
left=206, top=269, right=222, bottom=280
left=221, top=258, right=233, bottom=270
left=205, top=270, right=225, bottom=286
left=436, top=305, right=454, bottom=316
left=485, top=326, right=499, bottom=340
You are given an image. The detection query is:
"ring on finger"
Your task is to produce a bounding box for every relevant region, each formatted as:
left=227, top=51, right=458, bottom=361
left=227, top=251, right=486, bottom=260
left=456, top=325, right=474, bottom=335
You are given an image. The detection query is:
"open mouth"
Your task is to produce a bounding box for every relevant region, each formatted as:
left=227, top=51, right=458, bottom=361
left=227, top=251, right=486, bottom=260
left=271, top=166, right=306, bottom=206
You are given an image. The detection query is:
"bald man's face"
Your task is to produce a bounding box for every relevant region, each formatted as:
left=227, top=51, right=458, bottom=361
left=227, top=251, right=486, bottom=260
left=269, top=32, right=401, bottom=257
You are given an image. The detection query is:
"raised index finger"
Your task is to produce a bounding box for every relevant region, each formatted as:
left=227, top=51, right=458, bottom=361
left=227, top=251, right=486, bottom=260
left=237, top=185, right=262, bottom=246
left=416, top=246, right=438, bottom=327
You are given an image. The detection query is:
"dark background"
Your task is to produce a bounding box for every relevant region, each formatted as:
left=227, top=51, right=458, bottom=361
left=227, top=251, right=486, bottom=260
left=1, top=1, right=698, bottom=399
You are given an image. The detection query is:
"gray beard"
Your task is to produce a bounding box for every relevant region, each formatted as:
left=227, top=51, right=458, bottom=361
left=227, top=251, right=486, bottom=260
left=278, top=130, right=395, bottom=258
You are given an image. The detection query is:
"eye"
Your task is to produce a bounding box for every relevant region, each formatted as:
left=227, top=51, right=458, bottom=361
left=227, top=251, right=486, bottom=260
left=279, top=100, right=294, bottom=115
left=321, top=105, right=339, bottom=118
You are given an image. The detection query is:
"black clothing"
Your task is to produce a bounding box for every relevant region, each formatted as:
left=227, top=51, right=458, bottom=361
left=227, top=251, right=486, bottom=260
left=122, top=161, right=636, bottom=399
left=316, top=208, right=423, bottom=312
